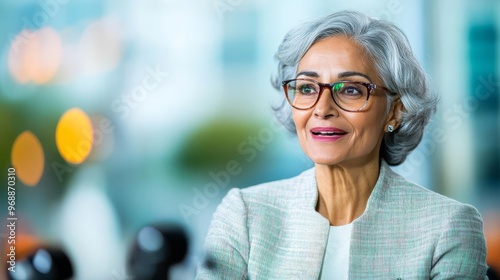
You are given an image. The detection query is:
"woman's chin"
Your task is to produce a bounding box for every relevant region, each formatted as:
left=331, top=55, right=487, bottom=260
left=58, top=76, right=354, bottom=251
left=307, top=155, right=345, bottom=166
left=307, top=152, right=379, bottom=167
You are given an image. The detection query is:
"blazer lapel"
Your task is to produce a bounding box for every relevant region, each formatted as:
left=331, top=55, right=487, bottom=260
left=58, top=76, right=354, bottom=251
left=282, top=168, right=330, bottom=278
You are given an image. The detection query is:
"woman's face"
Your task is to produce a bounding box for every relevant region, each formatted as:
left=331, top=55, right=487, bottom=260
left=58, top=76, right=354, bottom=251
left=292, top=35, right=395, bottom=167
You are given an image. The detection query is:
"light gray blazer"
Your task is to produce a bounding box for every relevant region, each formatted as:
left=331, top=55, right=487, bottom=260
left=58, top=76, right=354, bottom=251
left=196, top=161, right=488, bottom=279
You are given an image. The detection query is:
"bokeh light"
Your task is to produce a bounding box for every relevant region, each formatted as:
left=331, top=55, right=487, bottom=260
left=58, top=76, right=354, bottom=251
left=56, top=108, right=94, bottom=164
left=484, top=212, right=500, bottom=271
left=8, top=27, right=62, bottom=84
left=78, top=17, right=123, bottom=75
left=11, top=131, right=45, bottom=187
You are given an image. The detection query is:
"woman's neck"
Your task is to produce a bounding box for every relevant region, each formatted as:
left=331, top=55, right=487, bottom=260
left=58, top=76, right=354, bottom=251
left=315, top=159, right=380, bottom=226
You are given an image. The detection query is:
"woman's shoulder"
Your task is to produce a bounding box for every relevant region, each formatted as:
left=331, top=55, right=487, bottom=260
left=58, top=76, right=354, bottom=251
left=382, top=165, right=482, bottom=220
left=224, top=167, right=317, bottom=210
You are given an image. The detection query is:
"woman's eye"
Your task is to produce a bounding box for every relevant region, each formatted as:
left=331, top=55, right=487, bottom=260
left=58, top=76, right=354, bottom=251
left=340, top=86, right=362, bottom=97
left=298, top=84, right=317, bottom=95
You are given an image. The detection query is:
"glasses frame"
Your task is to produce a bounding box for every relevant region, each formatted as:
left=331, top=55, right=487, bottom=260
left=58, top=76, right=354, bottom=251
left=281, top=78, right=395, bottom=112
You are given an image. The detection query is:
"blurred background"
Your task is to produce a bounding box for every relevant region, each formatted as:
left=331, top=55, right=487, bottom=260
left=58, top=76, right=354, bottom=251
left=0, top=0, right=499, bottom=279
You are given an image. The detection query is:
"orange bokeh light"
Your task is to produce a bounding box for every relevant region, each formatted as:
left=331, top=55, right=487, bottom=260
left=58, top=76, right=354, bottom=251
left=484, top=212, right=500, bottom=272
left=56, top=108, right=94, bottom=164
left=8, top=27, right=62, bottom=84
left=4, top=234, right=42, bottom=261
left=11, top=131, right=45, bottom=187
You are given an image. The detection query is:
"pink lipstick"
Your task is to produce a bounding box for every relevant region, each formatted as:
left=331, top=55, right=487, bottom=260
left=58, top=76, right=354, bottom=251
left=310, top=127, right=347, bottom=142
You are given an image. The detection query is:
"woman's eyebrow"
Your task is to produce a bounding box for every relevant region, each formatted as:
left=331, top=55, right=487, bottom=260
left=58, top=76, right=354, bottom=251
left=296, top=70, right=373, bottom=82
left=338, top=71, right=373, bottom=82
left=296, top=71, right=320, bottom=78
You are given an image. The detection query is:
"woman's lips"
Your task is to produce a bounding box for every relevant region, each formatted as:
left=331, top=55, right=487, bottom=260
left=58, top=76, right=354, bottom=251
left=310, top=127, right=347, bottom=142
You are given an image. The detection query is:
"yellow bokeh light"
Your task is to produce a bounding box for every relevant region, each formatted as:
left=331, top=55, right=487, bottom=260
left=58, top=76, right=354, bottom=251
left=8, top=27, right=62, bottom=84
left=56, top=108, right=94, bottom=164
left=11, top=131, right=45, bottom=187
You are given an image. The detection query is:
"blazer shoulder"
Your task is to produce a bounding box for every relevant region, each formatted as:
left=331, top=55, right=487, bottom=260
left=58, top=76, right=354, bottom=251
left=384, top=168, right=481, bottom=218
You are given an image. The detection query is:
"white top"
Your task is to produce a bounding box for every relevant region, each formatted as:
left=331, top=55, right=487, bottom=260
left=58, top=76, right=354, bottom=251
left=319, top=223, right=353, bottom=280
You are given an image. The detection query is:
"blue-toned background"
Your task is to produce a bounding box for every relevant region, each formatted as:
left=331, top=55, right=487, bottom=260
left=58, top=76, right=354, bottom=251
left=1, top=0, right=499, bottom=278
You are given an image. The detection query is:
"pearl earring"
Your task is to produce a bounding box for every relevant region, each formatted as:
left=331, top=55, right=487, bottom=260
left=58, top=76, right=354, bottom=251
left=387, top=125, right=394, bottom=132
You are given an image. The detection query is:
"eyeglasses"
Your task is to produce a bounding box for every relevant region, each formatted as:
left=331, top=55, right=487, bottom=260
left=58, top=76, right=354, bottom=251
left=281, top=78, right=395, bottom=112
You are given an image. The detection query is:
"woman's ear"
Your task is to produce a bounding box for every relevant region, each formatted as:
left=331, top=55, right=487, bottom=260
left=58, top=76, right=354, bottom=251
left=385, top=96, right=404, bottom=132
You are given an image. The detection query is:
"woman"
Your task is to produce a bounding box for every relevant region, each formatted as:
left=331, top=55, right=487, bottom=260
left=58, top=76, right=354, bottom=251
left=196, top=10, right=488, bottom=279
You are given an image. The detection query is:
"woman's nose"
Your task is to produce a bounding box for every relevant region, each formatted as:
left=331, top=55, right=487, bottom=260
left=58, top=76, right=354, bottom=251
left=314, top=88, right=339, bottom=119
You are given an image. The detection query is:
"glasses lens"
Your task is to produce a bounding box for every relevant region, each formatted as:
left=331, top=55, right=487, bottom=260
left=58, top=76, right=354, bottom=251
left=285, top=79, right=319, bottom=109
left=332, top=82, right=369, bottom=111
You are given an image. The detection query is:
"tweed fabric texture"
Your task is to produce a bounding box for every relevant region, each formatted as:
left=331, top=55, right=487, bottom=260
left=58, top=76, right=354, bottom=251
left=196, top=162, right=488, bottom=279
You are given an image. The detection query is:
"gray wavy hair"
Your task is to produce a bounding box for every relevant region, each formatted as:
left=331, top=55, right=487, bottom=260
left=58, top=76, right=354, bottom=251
left=271, top=10, right=438, bottom=166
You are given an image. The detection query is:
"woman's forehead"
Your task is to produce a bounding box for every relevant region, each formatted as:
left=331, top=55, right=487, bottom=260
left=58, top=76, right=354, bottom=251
left=297, top=36, right=379, bottom=83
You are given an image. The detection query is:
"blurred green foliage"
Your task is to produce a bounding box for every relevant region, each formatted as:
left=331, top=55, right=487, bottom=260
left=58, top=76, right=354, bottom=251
left=173, top=119, right=263, bottom=173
